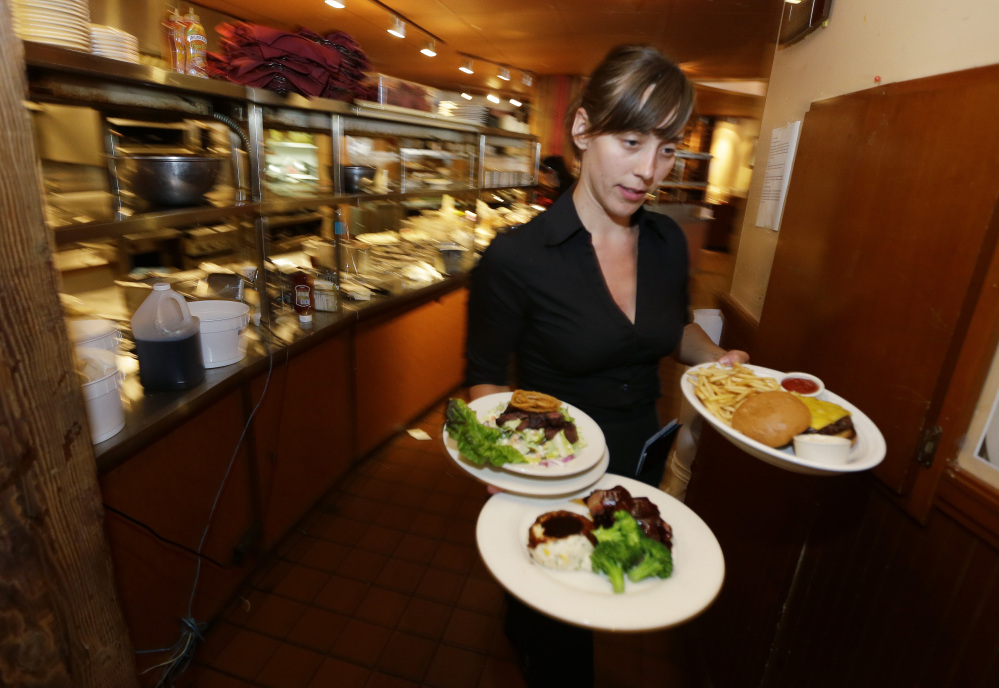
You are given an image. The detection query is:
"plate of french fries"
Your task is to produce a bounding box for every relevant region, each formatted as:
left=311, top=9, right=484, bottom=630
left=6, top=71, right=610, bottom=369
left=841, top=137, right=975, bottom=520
left=681, top=363, right=886, bottom=475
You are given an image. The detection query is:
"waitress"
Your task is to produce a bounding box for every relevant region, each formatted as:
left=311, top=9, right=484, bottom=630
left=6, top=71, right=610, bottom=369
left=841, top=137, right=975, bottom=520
left=464, top=44, right=748, bottom=687
left=466, top=44, right=748, bottom=485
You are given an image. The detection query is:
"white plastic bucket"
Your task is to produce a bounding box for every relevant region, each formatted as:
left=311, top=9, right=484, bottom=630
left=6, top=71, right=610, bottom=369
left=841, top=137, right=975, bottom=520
left=187, top=300, right=251, bottom=368
left=76, top=347, right=125, bottom=444
left=67, top=318, right=120, bottom=352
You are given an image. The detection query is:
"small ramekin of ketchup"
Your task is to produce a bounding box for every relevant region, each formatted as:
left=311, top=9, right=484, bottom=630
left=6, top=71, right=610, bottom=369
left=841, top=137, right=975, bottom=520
left=780, top=372, right=824, bottom=397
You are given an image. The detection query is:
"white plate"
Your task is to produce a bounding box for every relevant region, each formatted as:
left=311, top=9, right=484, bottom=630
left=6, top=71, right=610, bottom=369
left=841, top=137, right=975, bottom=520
left=445, top=392, right=607, bottom=478
left=476, top=473, right=725, bottom=631
left=445, top=436, right=609, bottom=496
left=681, top=363, right=886, bottom=476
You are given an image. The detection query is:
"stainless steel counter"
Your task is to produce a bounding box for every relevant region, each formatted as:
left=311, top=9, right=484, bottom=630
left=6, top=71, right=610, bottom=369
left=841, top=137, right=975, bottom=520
left=92, top=276, right=467, bottom=473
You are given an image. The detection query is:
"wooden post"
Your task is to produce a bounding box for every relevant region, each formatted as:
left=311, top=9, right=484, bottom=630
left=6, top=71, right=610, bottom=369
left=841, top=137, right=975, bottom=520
left=0, top=2, right=138, bottom=686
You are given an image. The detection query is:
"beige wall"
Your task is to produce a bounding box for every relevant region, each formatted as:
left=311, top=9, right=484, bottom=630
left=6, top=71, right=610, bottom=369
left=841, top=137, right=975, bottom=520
left=731, top=0, right=999, bottom=319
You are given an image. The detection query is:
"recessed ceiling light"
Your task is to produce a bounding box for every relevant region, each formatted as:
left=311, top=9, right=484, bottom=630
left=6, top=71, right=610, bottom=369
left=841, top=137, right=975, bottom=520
left=459, top=59, right=474, bottom=74
left=324, top=0, right=345, bottom=8
left=388, top=16, right=406, bottom=38
left=486, top=94, right=500, bottom=104
left=509, top=99, right=522, bottom=107
left=421, top=40, right=436, bottom=57
left=460, top=92, right=473, bottom=100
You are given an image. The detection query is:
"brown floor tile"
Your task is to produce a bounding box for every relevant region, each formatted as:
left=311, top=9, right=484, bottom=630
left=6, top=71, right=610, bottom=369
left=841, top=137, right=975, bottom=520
left=372, top=502, right=421, bottom=530
left=477, top=657, right=526, bottom=688
left=298, top=537, right=353, bottom=573
left=374, top=630, right=437, bottom=681
left=400, top=467, right=439, bottom=490
left=443, top=608, right=498, bottom=653
left=392, top=533, right=440, bottom=565
left=396, top=596, right=453, bottom=638
left=424, top=644, right=487, bottom=688
left=388, top=482, right=428, bottom=509
left=407, top=511, right=451, bottom=539
left=328, top=618, right=393, bottom=666
left=252, top=559, right=294, bottom=592
left=355, top=585, right=410, bottom=627
left=430, top=542, right=478, bottom=575
left=457, top=577, right=505, bottom=616
left=415, top=567, right=466, bottom=605
left=335, top=547, right=389, bottom=582
left=188, top=667, right=256, bottom=687
left=194, top=621, right=241, bottom=666
left=210, top=628, right=281, bottom=682
left=286, top=606, right=350, bottom=654
left=373, top=558, right=428, bottom=594
left=363, top=671, right=421, bottom=688
left=356, top=523, right=406, bottom=555
left=271, top=564, right=331, bottom=604
left=419, top=492, right=461, bottom=517
left=443, top=517, right=476, bottom=545
left=242, top=593, right=309, bottom=639
left=312, top=513, right=369, bottom=546
left=306, top=657, right=370, bottom=688
left=332, top=493, right=384, bottom=521
left=255, top=644, right=325, bottom=688
left=313, top=574, right=370, bottom=615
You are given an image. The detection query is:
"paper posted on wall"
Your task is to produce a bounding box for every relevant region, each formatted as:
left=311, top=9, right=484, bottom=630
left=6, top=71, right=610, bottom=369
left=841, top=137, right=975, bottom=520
left=755, top=120, right=802, bottom=231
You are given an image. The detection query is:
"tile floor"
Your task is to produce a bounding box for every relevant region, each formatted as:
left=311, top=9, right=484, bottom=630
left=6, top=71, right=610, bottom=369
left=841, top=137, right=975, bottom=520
left=179, top=249, right=733, bottom=688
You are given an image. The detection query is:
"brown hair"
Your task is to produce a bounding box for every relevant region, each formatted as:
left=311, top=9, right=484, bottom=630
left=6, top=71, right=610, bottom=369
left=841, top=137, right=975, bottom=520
left=565, top=45, right=695, bottom=162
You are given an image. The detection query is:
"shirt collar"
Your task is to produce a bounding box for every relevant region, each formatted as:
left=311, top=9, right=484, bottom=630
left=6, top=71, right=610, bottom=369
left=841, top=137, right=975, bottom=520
left=542, top=189, right=664, bottom=246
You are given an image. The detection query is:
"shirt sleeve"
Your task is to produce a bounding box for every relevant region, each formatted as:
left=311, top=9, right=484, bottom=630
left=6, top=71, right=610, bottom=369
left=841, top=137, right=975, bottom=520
left=464, top=236, right=529, bottom=387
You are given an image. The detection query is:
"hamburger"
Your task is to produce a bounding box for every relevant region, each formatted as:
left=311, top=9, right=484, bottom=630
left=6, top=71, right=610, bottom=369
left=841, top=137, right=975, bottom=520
left=731, top=390, right=812, bottom=448
left=797, top=396, right=857, bottom=445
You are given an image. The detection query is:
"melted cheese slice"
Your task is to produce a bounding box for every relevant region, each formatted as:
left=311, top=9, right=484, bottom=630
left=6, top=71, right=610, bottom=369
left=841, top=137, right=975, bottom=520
left=798, top=396, right=851, bottom=431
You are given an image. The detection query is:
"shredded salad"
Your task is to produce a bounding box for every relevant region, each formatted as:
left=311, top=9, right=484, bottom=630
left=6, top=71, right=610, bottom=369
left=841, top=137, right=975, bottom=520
left=481, top=403, right=587, bottom=466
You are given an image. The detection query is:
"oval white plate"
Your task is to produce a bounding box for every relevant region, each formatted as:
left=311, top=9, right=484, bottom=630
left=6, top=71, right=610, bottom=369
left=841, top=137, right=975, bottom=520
left=681, top=363, right=886, bottom=476
left=446, top=392, right=606, bottom=478
left=476, top=473, right=725, bottom=631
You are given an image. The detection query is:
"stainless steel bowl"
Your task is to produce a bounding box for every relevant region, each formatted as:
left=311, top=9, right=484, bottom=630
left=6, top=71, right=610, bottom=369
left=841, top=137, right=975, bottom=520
left=343, top=165, right=376, bottom=193
left=122, top=155, right=223, bottom=206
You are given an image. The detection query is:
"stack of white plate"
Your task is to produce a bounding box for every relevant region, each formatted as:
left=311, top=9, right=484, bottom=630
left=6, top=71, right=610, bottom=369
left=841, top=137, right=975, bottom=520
left=12, top=0, right=92, bottom=52
left=90, top=24, right=140, bottom=63
left=438, top=101, right=489, bottom=124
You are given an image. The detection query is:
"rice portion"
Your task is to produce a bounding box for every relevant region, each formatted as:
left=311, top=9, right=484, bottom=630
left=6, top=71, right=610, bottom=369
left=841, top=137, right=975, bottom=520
left=528, top=529, right=594, bottom=572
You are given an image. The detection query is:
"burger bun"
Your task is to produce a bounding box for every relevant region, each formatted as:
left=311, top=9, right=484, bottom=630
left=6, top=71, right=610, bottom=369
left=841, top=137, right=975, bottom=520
left=732, top=391, right=812, bottom=448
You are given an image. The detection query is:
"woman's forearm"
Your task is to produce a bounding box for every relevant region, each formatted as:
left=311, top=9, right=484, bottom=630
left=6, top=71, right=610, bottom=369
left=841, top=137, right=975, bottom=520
left=677, top=323, right=749, bottom=367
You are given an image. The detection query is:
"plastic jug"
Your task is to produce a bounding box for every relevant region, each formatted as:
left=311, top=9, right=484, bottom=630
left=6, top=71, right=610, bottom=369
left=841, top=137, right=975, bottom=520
left=131, top=282, right=205, bottom=391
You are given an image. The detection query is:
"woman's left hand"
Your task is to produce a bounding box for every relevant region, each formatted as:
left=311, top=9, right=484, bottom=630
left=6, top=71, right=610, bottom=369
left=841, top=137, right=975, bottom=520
left=715, top=349, right=750, bottom=366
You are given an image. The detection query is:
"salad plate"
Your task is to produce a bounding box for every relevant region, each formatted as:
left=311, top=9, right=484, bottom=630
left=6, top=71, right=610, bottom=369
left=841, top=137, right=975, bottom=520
left=681, top=363, right=886, bottom=476
left=462, top=392, right=607, bottom=477
left=476, top=473, right=725, bottom=631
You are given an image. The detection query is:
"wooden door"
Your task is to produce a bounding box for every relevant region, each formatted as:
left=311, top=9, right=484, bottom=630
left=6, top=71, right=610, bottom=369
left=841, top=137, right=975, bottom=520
left=754, top=64, right=999, bottom=496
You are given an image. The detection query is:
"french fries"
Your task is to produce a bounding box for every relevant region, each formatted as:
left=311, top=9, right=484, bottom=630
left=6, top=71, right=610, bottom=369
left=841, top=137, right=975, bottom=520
left=687, top=364, right=781, bottom=425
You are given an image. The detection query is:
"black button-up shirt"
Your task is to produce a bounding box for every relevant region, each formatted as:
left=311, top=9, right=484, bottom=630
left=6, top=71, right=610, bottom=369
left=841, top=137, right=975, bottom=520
left=465, top=191, right=691, bottom=417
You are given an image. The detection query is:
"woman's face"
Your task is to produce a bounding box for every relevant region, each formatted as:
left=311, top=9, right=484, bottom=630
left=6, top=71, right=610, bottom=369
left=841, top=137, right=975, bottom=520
left=573, top=109, right=678, bottom=221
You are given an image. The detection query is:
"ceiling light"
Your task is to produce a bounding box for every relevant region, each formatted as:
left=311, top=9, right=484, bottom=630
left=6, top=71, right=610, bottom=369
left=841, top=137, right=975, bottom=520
left=785, top=0, right=802, bottom=3
left=324, top=0, right=345, bottom=8
left=460, top=92, right=473, bottom=100
left=498, top=66, right=510, bottom=81
left=521, top=72, right=533, bottom=87
left=421, top=40, right=437, bottom=57
left=509, top=98, right=522, bottom=107
left=459, top=59, right=474, bottom=74
left=388, top=16, right=406, bottom=38
left=486, top=94, right=500, bottom=104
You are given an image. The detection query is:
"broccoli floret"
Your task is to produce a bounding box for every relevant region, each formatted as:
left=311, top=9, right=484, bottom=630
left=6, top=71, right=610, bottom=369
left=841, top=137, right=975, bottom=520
left=590, top=540, right=632, bottom=594
left=590, top=511, right=645, bottom=593
left=627, top=537, right=673, bottom=583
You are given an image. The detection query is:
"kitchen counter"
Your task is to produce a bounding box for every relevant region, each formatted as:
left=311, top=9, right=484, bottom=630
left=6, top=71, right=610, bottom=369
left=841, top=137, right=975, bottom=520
left=92, top=275, right=467, bottom=473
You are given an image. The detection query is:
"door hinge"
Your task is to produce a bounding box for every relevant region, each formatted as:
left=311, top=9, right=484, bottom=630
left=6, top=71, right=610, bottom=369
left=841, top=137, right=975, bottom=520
left=915, top=425, right=943, bottom=468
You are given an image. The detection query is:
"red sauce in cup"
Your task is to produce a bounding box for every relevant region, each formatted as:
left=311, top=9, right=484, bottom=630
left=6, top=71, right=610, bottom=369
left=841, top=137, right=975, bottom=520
left=782, top=377, right=820, bottom=395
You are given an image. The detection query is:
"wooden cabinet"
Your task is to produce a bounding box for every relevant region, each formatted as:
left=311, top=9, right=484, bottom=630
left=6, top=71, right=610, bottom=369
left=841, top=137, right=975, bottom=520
left=354, top=288, right=467, bottom=456
left=250, top=331, right=355, bottom=550
left=99, top=390, right=257, bottom=653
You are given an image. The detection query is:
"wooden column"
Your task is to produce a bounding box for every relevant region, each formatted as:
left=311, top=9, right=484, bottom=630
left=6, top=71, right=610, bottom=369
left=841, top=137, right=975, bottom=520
left=0, top=2, right=138, bottom=686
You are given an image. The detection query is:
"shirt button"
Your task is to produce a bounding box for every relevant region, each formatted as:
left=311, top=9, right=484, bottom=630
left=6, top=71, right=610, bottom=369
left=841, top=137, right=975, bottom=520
left=621, top=384, right=629, bottom=391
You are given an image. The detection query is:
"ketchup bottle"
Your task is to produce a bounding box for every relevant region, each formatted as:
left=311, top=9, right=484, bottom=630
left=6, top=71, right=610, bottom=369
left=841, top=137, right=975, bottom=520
left=292, top=271, right=314, bottom=324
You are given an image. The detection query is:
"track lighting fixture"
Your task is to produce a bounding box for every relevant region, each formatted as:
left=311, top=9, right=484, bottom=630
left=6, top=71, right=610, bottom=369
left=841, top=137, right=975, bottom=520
left=324, top=0, right=345, bottom=8
left=421, top=40, right=437, bottom=57
left=486, top=94, right=500, bottom=104
left=498, top=66, right=510, bottom=81
left=459, top=58, right=474, bottom=74
left=460, top=92, right=473, bottom=100
left=521, top=72, right=533, bottom=87
left=509, top=98, right=522, bottom=107
left=388, top=16, right=405, bottom=38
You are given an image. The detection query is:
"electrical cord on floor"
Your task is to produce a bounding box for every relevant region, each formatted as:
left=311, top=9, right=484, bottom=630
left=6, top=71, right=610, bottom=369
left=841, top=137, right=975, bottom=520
left=135, top=344, right=277, bottom=688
